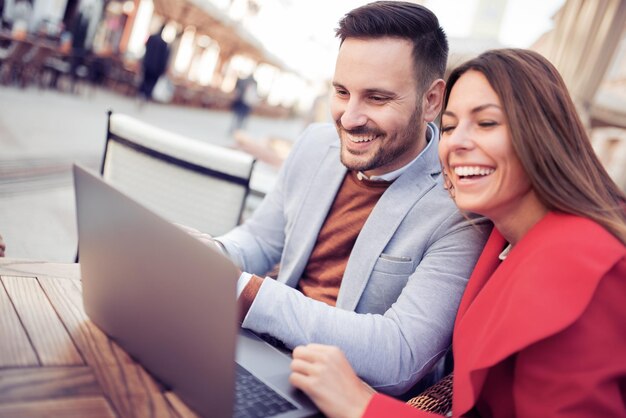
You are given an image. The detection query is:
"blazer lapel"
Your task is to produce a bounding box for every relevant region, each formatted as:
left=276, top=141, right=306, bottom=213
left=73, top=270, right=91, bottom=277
left=337, top=136, right=441, bottom=310
left=455, top=229, right=505, bottom=320
left=452, top=229, right=505, bottom=414
left=279, top=144, right=347, bottom=288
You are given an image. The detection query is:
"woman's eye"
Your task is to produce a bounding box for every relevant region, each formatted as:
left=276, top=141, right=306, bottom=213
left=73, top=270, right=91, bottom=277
left=478, top=120, right=498, bottom=128
left=441, top=125, right=456, bottom=133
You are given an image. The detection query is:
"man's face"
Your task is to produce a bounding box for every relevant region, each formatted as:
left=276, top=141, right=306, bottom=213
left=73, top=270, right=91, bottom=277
left=331, top=37, right=426, bottom=177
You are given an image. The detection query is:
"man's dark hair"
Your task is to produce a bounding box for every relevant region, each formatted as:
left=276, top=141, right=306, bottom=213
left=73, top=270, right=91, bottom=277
left=336, top=1, right=448, bottom=91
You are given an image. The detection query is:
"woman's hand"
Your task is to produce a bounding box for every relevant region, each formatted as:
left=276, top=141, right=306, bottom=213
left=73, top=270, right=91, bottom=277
left=290, top=344, right=375, bottom=418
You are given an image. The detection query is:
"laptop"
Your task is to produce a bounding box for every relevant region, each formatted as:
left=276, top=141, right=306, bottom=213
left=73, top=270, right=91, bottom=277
left=73, top=164, right=319, bottom=418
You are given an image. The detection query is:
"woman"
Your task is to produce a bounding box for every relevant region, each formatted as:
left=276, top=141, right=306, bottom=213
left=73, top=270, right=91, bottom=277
left=289, top=49, right=626, bottom=418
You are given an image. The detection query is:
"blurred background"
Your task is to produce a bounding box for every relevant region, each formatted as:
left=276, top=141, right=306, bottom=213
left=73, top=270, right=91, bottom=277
left=1, top=0, right=625, bottom=261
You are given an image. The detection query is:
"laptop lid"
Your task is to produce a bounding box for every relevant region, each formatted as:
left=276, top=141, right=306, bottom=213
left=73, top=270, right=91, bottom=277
left=74, top=164, right=239, bottom=417
left=74, top=165, right=319, bottom=418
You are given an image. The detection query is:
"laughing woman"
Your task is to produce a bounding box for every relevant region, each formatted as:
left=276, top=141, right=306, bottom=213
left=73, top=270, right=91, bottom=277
left=289, top=49, right=626, bottom=418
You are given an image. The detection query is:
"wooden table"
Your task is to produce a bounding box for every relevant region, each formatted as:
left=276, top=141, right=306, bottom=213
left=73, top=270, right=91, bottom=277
left=0, top=258, right=198, bottom=418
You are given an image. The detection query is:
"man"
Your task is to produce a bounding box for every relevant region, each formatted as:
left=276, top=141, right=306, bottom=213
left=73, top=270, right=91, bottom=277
left=139, top=24, right=170, bottom=100
left=68, top=5, right=91, bottom=89
left=229, top=74, right=259, bottom=134
left=209, top=1, right=489, bottom=395
left=0, top=233, right=5, bottom=257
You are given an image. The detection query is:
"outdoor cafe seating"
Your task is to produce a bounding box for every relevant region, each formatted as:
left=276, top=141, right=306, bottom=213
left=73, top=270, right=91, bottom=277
left=0, top=28, right=294, bottom=118
left=0, top=29, right=139, bottom=94
left=0, top=31, right=49, bottom=86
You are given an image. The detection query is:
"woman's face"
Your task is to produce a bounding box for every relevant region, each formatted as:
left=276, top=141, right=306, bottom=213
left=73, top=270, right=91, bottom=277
left=439, top=70, right=535, bottom=222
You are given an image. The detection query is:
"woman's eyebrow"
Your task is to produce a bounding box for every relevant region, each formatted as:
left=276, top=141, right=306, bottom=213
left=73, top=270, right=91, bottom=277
left=443, top=103, right=501, bottom=117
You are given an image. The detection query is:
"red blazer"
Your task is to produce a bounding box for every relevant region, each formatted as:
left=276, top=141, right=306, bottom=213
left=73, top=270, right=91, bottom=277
left=364, top=212, right=626, bottom=417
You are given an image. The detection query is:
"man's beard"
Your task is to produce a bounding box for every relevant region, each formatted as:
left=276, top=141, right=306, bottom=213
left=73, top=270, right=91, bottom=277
left=336, top=106, right=423, bottom=173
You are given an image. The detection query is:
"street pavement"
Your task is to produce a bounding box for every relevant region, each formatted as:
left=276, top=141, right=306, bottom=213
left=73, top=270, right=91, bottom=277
left=0, top=85, right=307, bottom=262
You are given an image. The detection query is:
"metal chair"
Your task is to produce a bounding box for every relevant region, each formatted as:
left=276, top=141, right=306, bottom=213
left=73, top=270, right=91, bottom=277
left=19, top=42, right=55, bottom=87
left=101, top=111, right=256, bottom=236
left=0, top=40, right=31, bottom=85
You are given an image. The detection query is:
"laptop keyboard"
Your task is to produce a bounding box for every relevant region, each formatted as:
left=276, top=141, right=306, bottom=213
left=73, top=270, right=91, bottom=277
left=234, top=363, right=298, bottom=417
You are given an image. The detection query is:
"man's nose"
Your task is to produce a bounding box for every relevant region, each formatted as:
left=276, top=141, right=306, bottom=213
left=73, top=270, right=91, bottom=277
left=340, top=99, right=368, bottom=130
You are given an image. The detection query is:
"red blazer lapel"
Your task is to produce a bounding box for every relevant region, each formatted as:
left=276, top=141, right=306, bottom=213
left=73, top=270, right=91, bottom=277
left=455, top=229, right=505, bottom=320
left=451, top=228, right=505, bottom=414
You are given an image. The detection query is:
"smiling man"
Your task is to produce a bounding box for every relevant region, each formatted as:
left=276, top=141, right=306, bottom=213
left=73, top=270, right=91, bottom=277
left=214, top=1, right=490, bottom=395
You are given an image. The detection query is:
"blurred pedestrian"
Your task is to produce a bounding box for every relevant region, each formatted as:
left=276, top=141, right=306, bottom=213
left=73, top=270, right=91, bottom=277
left=69, top=7, right=91, bottom=90
left=0, top=233, right=5, bottom=257
left=10, top=0, right=32, bottom=36
left=229, top=74, right=258, bottom=134
left=0, top=0, right=5, bottom=30
left=139, top=25, right=170, bottom=101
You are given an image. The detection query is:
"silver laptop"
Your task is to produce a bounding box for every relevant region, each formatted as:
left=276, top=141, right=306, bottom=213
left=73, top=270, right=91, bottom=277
left=73, top=164, right=318, bottom=418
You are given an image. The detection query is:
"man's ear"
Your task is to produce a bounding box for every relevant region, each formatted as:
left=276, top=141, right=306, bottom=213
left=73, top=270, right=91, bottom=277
left=422, top=79, right=445, bottom=123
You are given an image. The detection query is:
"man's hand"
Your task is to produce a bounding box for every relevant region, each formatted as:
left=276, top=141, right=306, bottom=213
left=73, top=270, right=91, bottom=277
left=290, top=344, right=374, bottom=418
left=0, top=233, right=5, bottom=257
left=174, top=224, right=224, bottom=253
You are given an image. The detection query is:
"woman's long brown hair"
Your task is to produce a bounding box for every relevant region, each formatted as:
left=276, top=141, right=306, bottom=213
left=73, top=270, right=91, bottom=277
left=444, top=49, right=626, bottom=244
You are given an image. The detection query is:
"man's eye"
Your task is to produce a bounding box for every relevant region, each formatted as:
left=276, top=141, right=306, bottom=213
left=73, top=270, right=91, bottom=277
left=369, top=96, right=388, bottom=103
left=335, top=89, right=348, bottom=97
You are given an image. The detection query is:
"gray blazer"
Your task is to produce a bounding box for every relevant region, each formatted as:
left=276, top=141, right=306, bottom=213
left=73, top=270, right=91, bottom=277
left=219, top=123, right=490, bottom=395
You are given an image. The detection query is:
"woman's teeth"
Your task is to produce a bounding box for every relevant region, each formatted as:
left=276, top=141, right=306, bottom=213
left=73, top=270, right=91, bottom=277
left=454, top=166, right=495, bottom=177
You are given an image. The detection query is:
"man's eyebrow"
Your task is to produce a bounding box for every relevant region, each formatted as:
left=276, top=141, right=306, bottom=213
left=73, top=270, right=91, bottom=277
left=443, top=103, right=502, bottom=117
left=363, top=88, right=396, bottom=97
left=331, top=82, right=395, bottom=97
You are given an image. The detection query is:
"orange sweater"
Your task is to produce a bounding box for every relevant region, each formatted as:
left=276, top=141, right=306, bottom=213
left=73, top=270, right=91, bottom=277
left=238, top=172, right=391, bottom=319
left=298, top=171, right=391, bottom=306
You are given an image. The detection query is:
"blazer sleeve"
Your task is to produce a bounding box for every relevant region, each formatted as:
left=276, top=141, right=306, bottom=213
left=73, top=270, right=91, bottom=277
left=363, top=394, right=441, bottom=418
left=241, top=213, right=489, bottom=395
left=512, top=258, right=626, bottom=417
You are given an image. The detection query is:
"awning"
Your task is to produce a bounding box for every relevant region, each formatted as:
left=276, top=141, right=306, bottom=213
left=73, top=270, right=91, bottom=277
left=152, top=0, right=286, bottom=69
left=534, top=0, right=626, bottom=119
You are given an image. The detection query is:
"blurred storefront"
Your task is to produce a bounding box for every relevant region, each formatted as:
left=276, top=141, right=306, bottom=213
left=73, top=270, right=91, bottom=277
left=101, top=0, right=314, bottom=116
left=147, top=0, right=296, bottom=116
left=1, top=0, right=315, bottom=117
left=91, top=0, right=134, bottom=55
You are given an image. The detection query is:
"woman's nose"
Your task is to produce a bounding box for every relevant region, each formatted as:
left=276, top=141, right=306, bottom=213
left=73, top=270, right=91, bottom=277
left=447, top=124, right=474, bottom=151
